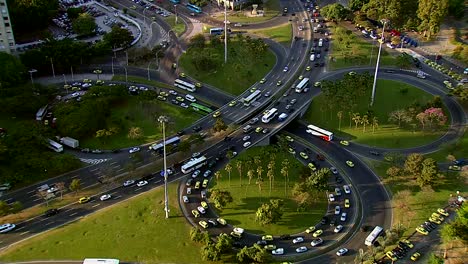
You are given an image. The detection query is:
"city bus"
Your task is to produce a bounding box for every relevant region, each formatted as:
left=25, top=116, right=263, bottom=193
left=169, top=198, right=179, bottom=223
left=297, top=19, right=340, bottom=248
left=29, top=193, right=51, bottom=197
left=242, top=90, right=262, bottom=106
left=186, top=3, right=202, bottom=13
left=149, top=136, right=181, bottom=152
left=36, top=105, right=49, bottom=121
left=181, top=156, right=208, bottom=174
left=295, top=78, right=309, bottom=93
left=305, top=124, right=334, bottom=141
left=83, top=259, right=119, bottom=264
left=190, top=103, right=213, bottom=114
left=365, top=226, right=384, bottom=246
left=174, top=79, right=196, bottom=92
left=262, top=108, right=278, bottom=123
left=210, top=27, right=224, bottom=35
left=47, top=139, right=64, bottom=153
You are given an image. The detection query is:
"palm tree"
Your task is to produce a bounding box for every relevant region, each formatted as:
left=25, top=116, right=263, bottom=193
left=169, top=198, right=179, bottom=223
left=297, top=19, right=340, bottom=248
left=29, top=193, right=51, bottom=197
left=281, top=167, right=287, bottom=196
left=348, top=111, right=353, bottom=128
left=352, top=113, right=361, bottom=129
left=214, top=171, right=222, bottom=185
left=247, top=170, right=254, bottom=185
left=267, top=170, right=274, bottom=196
left=354, top=248, right=368, bottom=264
left=268, top=160, right=275, bottom=188
left=225, top=164, right=232, bottom=187
left=254, top=155, right=261, bottom=167
left=246, top=159, right=253, bottom=171
left=256, top=166, right=264, bottom=183
left=372, top=116, right=379, bottom=133
left=281, top=159, right=290, bottom=196
left=337, top=111, right=343, bottom=131
left=236, top=160, right=243, bottom=186
left=256, top=178, right=263, bottom=201
left=361, top=114, right=369, bottom=132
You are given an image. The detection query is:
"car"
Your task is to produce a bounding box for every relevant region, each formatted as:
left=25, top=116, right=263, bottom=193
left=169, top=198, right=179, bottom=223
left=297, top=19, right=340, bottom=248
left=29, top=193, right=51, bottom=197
left=201, top=201, right=208, bottom=209
left=279, top=234, right=291, bottom=240
left=437, top=208, right=449, bottom=216
left=176, top=96, right=184, bottom=102
left=340, top=140, right=349, bottom=146
left=288, top=147, right=296, bottom=155
left=47, top=186, right=58, bottom=193
left=137, top=180, right=149, bottom=187
left=328, top=194, right=335, bottom=202
left=256, top=240, right=267, bottom=246
left=320, top=217, right=328, bottom=225
left=192, top=170, right=201, bottom=178
left=227, top=100, right=238, bottom=107
left=431, top=213, right=444, bottom=221
left=100, top=194, right=111, bottom=201
left=179, top=72, right=186, bottom=78
left=0, top=223, right=16, bottom=233
left=212, top=111, right=221, bottom=118
left=429, top=217, right=442, bottom=225
left=262, top=128, right=269, bottom=134
left=296, top=246, right=308, bottom=253
left=343, top=185, right=351, bottom=194
left=340, top=212, right=347, bottom=221
left=416, top=226, right=429, bottom=235
left=330, top=167, right=338, bottom=175
left=192, top=125, right=202, bottom=132
left=264, top=244, right=276, bottom=250
left=262, top=235, right=273, bottom=241
left=202, top=179, right=209, bottom=188
left=199, top=220, right=209, bottom=229
left=197, top=206, right=206, bottom=214
left=305, top=226, right=316, bottom=233
left=180, top=195, right=189, bottom=203
left=157, top=95, right=166, bottom=101
left=400, top=239, right=414, bottom=249
left=169, top=90, right=177, bottom=95
left=308, top=163, right=317, bottom=171
left=250, top=87, right=257, bottom=93
left=254, top=127, right=263, bottom=133
left=186, top=179, right=193, bottom=187
left=44, top=208, right=59, bottom=217
left=276, top=80, right=282, bottom=86
left=249, top=117, right=259, bottom=124
left=243, top=141, right=251, bottom=148
left=334, top=206, right=341, bottom=215
left=79, top=197, right=91, bottom=204
left=311, top=238, right=323, bottom=247
left=123, top=180, right=135, bottom=186
left=192, top=152, right=201, bottom=158
left=293, top=237, right=304, bottom=244
left=336, top=248, right=348, bottom=256
left=348, top=71, right=356, bottom=76
left=312, top=229, right=323, bottom=237
left=335, top=187, right=342, bottom=196
left=129, top=147, right=140, bottom=153
left=285, top=135, right=294, bottom=142
left=195, top=82, right=202, bottom=88
left=191, top=209, right=199, bottom=218
left=334, top=225, right=344, bottom=233
left=260, top=78, right=267, bottom=84
left=201, top=190, right=206, bottom=198
left=346, top=160, right=355, bottom=167
left=264, top=91, right=271, bottom=97
left=306, top=66, right=311, bottom=71
left=195, top=181, right=201, bottom=189
left=411, top=252, right=421, bottom=261
left=335, top=177, right=343, bottom=184
left=230, top=231, right=242, bottom=239
left=386, top=251, right=398, bottom=261
left=272, top=248, right=284, bottom=255
left=187, top=188, right=192, bottom=194
left=314, top=81, right=321, bottom=87
left=369, top=150, right=380, bottom=156
left=290, top=99, right=297, bottom=105
left=283, top=66, right=289, bottom=72
left=345, top=199, right=350, bottom=208
left=217, top=218, right=227, bottom=225
left=203, top=170, right=212, bottom=178
left=448, top=165, right=461, bottom=171
left=159, top=91, right=168, bottom=97
left=299, top=152, right=309, bottom=160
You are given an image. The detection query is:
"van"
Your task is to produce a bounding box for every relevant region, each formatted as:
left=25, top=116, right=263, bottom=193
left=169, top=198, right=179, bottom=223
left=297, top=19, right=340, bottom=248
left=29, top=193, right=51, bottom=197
left=310, top=54, right=315, bottom=61
left=278, top=113, right=288, bottom=122
left=318, top=39, right=323, bottom=47
left=243, top=125, right=253, bottom=133
left=185, top=94, right=196, bottom=102
left=313, top=27, right=318, bottom=33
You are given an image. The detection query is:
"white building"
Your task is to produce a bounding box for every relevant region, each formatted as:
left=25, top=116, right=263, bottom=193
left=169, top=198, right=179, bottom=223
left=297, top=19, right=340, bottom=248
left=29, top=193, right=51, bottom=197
left=0, top=0, right=15, bottom=54
left=215, top=0, right=250, bottom=10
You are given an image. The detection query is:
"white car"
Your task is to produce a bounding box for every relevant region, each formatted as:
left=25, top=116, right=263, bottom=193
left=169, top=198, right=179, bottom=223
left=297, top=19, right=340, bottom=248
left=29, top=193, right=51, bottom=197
left=335, top=187, right=342, bottom=196
left=336, top=248, right=349, bottom=256
left=203, top=170, right=212, bottom=177
left=180, top=103, right=189, bottom=108
left=123, top=180, right=135, bottom=187
left=233, top=227, right=244, bottom=234
left=129, top=147, right=140, bottom=153
left=137, top=180, right=148, bottom=187
left=330, top=167, right=338, bottom=175
left=334, top=225, right=343, bottom=233
left=169, top=90, right=177, bottom=95
left=296, top=246, right=308, bottom=253
left=293, top=237, right=304, bottom=244
left=343, top=185, right=351, bottom=194
left=201, top=190, right=206, bottom=198
left=335, top=205, right=341, bottom=215
left=182, top=195, right=189, bottom=203
left=0, top=223, right=16, bottom=233
left=328, top=193, right=335, bottom=202
left=264, top=91, right=271, bottom=97
left=197, top=206, right=206, bottom=214
left=192, top=152, right=201, bottom=158
left=243, top=141, right=251, bottom=148
left=272, top=248, right=284, bottom=255
left=192, top=170, right=201, bottom=178
left=47, top=187, right=58, bottom=193
left=290, top=99, right=297, bottom=105
left=100, top=194, right=111, bottom=201
left=311, top=238, right=323, bottom=247
left=283, top=66, right=289, bottom=72
left=340, top=212, right=347, bottom=222
left=187, top=187, right=192, bottom=194
left=243, top=135, right=251, bottom=141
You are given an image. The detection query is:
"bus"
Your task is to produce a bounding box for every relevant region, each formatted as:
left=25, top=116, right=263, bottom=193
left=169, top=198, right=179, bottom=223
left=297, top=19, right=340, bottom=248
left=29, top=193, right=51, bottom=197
left=306, top=124, right=334, bottom=141
left=181, top=156, right=208, bottom=174
left=169, top=0, right=180, bottom=3
left=186, top=3, right=202, bottom=13
left=210, top=27, right=224, bottom=35
left=365, top=226, right=384, bottom=246
left=83, top=259, right=119, bottom=264
left=295, top=78, right=309, bottom=93
left=242, top=90, right=262, bottom=106
left=262, top=108, right=278, bottom=123
left=174, top=79, right=196, bottom=92
left=149, top=136, right=181, bottom=152
left=47, top=139, right=64, bottom=153
left=36, top=105, right=48, bottom=121
left=190, top=103, right=213, bottom=114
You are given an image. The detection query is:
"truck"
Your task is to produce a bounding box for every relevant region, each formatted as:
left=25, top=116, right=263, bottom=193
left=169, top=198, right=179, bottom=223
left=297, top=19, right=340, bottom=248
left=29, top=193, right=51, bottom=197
left=60, top=137, right=80, bottom=148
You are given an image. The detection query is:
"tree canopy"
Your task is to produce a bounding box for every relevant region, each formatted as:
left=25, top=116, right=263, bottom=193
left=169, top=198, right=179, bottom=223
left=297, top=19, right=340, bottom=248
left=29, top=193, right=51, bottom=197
left=72, top=13, right=97, bottom=36
left=7, top=0, right=59, bottom=35
left=103, top=26, right=134, bottom=49
left=0, top=52, right=26, bottom=89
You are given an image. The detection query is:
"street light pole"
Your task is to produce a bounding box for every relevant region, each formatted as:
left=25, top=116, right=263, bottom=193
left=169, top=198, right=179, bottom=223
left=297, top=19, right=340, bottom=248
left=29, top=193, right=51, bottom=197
left=28, top=69, right=37, bottom=87
left=158, top=115, right=169, bottom=219
left=111, top=57, right=115, bottom=76
left=370, top=19, right=389, bottom=107
left=124, top=67, right=128, bottom=84
left=224, top=2, right=228, bottom=63
left=63, top=74, right=67, bottom=85
left=147, top=61, right=152, bottom=81
left=50, top=58, right=55, bottom=79
left=70, top=66, right=74, bottom=82
left=174, top=5, right=177, bottom=24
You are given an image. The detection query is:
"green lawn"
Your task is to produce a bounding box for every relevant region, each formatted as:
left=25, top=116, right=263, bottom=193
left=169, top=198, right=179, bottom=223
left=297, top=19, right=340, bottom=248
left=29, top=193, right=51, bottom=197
left=250, top=23, right=292, bottom=46
left=178, top=40, right=276, bottom=96
left=213, top=0, right=280, bottom=23
left=211, top=146, right=327, bottom=235
left=328, top=25, right=396, bottom=70
left=164, top=15, right=186, bottom=36
left=0, top=183, right=213, bottom=263
left=80, top=96, right=202, bottom=149
left=303, top=79, right=448, bottom=148
left=426, top=131, right=468, bottom=162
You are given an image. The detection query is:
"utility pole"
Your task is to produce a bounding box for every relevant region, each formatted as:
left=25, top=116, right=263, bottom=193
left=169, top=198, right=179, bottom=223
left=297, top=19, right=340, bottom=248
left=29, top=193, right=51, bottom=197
left=224, top=2, right=228, bottom=63
left=370, top=19, right=389, bottom=107
left=158, top=115, right=170, bottom=219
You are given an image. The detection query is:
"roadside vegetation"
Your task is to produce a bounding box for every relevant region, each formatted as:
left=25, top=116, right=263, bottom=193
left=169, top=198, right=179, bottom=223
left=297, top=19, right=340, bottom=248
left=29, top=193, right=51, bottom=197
left=213, top=0, right=280, bottom=24
left=164, top=15, right=186, bottom=37
left=303, top=76, right=449, bottom=148
left=178, top=33, right=276, bottom=95
left=426, top=133, right=468, bottom=162
left=250, top=23, right=293, bottom=46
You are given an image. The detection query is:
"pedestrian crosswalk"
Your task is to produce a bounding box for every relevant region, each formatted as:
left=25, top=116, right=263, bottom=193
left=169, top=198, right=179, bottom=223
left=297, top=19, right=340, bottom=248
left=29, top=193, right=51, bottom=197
left=80, top=158, right=109, bottom=165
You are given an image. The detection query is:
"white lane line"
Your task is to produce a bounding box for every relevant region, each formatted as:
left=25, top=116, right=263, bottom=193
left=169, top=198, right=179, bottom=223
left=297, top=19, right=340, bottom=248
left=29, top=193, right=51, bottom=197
left=16, top=226, right=25, bottom=231
left=20, top=231, right=30, bottom=236
left=63, top=208, right=73, bottom=213
left=112, top=165, right=120, bottom=169
left=135, top=188, right=142, bottom=192
left=117, top=168, right=125, bottom=172
left=114, top=195, right=122, bottom=199
left=71, top=175, right=79, bottom=179
left=33, top=198, right=41, bottom=202
left=109, top=161, right=118, bottom=165
left=27, top=189, right=36, bottom=194
left=69, top=212, right=77, bottom=217
left=92, top=204, right=100, bottom=208
left=90, top=168, right=99, bottom=172
left=45, top=221, right=54, bottom=226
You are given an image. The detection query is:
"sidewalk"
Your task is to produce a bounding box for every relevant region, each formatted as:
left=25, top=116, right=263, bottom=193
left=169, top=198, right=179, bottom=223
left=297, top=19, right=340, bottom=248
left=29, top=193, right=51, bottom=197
left=37, top=74, right=114, bottom=85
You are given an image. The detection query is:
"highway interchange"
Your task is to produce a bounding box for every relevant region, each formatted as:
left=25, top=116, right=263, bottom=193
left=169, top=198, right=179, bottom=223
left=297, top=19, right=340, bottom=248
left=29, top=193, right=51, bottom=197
left=1, top=0, right=466, bottom=263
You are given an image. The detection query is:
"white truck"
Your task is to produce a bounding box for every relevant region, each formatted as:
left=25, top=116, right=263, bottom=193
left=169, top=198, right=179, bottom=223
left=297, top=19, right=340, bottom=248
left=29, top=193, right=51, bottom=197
left=60, top=137, right=79, bottom=148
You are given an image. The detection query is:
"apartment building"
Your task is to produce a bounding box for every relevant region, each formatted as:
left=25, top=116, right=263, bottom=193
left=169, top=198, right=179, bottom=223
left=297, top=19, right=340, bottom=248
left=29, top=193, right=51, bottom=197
left=0, top=0, right=15, bottom=54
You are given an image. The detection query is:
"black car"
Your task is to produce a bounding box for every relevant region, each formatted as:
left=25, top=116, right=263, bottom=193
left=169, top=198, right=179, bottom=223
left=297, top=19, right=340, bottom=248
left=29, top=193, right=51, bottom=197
left=192, top=126, right=202, bottom=132
left=314, top=63, right=319, bottom=67
left=280, top=234, right=291, bottom=240
left=320, top=216, right=328, bottom=225
left=223, top=136, right=232, bottom=142
left=44, top=208, right=59, bottom=217
left=335, top=176, right=343, bottom=183
left=208, top=160, right=216, bottom=168
left=330, top=218, right=336, bottom=226
left=319, top=62, right=325, bottom=67
left=369, top=150, right=380, bottom=156
left=256, top=240, right=267, bottom=246
left=398, top=241, right=410, bottom=250
left=177, top=130, right=185, bottom=136
left=233, top=241, right=243, bottom=248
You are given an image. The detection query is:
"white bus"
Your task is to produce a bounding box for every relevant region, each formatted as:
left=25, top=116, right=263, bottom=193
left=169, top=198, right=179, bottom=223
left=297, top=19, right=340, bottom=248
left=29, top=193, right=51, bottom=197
left=36, top=105, right=48, bottom=121
left=262, top=108, right=278, bottom=123
left=83, top=259, right=119, bottom=264
left=149, top=136, right=181, bottom=152
left=295, top=78, right=309, bottom=93
left=365, top=226, right=384, bottom=246
left=306, top=124, right=334, bottom=141
left=242, top=90, right=262, bottom=106
left=47, top=139, right=64, bottom=152
left=181, top=156, right=208, bottom=174
left=174, top=79, right=196, bottom=92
